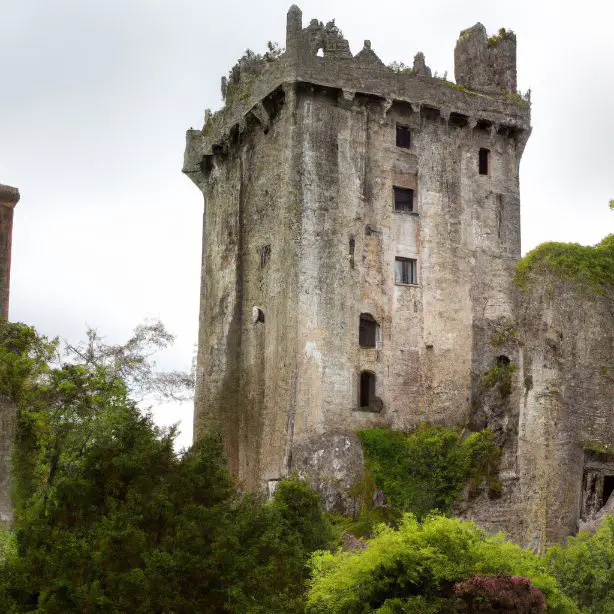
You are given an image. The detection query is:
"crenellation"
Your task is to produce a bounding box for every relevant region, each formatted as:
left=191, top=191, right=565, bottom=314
left=455, top=23, right=518, bottom=94
left=184, top=8, right=529, bottom=189
left=412, top=52, right=432, bottom=77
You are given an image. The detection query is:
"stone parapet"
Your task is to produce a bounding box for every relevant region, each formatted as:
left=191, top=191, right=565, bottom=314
left=184, top=7, right=530, bottom=182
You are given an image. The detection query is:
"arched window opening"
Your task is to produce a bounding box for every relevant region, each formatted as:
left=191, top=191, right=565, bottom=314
left=252, top=306, right=265, bottom=324
left=360, top=371, right=376, bottom=409
left=496, top=355, right=510, bottom=367
left=359, top=313, right=378, bottom=348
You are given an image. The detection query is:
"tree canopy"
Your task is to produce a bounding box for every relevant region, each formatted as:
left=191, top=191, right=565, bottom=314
left=0, top=321, right=332, bottom=613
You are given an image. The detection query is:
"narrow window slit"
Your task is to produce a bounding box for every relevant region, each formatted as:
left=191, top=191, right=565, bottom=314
left=260, top=245, right=271, bottom=268
left=359, top=371, right=376, bottom=408
left=479, top=148, right=490, bottom=175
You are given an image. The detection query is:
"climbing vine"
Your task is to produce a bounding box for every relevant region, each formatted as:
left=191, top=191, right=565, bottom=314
left=356, top=425, right=501, bottom=521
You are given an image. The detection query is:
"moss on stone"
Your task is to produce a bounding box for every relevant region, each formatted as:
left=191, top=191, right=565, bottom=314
left=491, top=326, right=518, bottom=350
left=481, top=362, right=517, bottom=398
left=514, top=234, right=614, bottom=294
left=487, top=28, right=508, bottom=47
left=443, top=81, right=481, bottom=96
left=356, top=425, right=501, bottom=521
left=582, top=440, right=614, bottom=460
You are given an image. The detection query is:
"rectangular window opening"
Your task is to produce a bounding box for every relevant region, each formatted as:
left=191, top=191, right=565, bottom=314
left=395, top=257, right=417, bottom=285
left=359, top=314, right=378, bottom=348
left=393, top=186, right=414, bottom=213
left=396, top=124, right=411, bottom=148
left=479, top=148, right=490, bottom=175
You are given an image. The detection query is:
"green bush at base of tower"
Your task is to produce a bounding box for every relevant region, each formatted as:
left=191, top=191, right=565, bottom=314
left=306, top=514, right=578, bottom=613
left=356, top=426, right=501, bottom=522
left=546, top=517, right=614, bottom=614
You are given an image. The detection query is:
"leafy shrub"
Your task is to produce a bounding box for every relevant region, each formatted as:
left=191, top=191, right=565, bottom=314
left=514, top=234, right=614, bottom=293
left=357, top=426, right=500, bottom=520
left=306, top=515, right=578, bottom=613
left=480, top=362, right=517, bottom=399
left=546, top=516, right=614, bottom=613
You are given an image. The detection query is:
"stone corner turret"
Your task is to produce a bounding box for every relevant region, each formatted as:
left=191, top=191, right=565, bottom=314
left=454, top=23, right=517, bottom=94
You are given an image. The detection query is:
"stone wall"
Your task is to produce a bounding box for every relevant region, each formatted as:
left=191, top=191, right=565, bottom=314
left=515, top=276, right=614, bottom=549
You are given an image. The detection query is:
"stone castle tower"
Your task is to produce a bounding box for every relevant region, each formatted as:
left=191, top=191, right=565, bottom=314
left=184, top=7, right=531, bottom=519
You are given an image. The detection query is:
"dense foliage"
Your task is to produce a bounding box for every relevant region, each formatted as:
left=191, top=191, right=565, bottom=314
left=357, top=426, right=500, bottom=520
left=514, top=233, right=614, bottom=293
left=1, top=321, right=613, bottom=612
left=0, top=321, right=332, bottom=613
left=307, top=514, right=577, bottom=613
left=546, top=517, right=614, bottom=613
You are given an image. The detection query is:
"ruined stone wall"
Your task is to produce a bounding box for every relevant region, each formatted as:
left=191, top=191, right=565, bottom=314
left=0, top=397, right=15, bottom=524
left=515, top=277, right=614, bottom=549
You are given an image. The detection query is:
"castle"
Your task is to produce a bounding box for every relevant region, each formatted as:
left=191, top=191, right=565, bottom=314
left=184, top=7, right=613, bottom=550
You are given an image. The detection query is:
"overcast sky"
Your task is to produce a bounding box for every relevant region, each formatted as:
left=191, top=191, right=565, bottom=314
left=1, top=0, right=612, bottom=448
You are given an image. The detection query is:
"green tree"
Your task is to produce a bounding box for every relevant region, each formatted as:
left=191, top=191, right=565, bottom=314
left=546, top=517, right=614, bottom=613
left=0, top=321, right=331, bottom=613
left=306, top=515, right=578, bottom=613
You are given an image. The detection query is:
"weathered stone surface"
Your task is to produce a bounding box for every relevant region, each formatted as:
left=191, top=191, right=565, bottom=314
left=0, top=183, right=19, bottom=525
left=455, top=23, right=517, bottom=94
left=514, top=276, right=614, bottom=549
left=0, top=184, right=19, bottom=321
left=186, top=8, right=614, bottom=551
left=290, top=432, right=364, bottom=514
left=186, top=7, right=530, bottom=501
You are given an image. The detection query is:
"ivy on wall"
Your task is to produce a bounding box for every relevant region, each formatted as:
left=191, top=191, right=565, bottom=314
left=356, top=425, right=501, bottom=521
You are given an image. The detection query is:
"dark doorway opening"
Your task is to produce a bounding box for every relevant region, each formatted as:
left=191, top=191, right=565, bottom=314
left=360, top=371, right=376, bottom=408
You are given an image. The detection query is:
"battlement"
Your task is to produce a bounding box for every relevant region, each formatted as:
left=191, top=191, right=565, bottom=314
left=455, top=23, right=517, bottom=94
left=184, top=6, right=530, bottom=183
